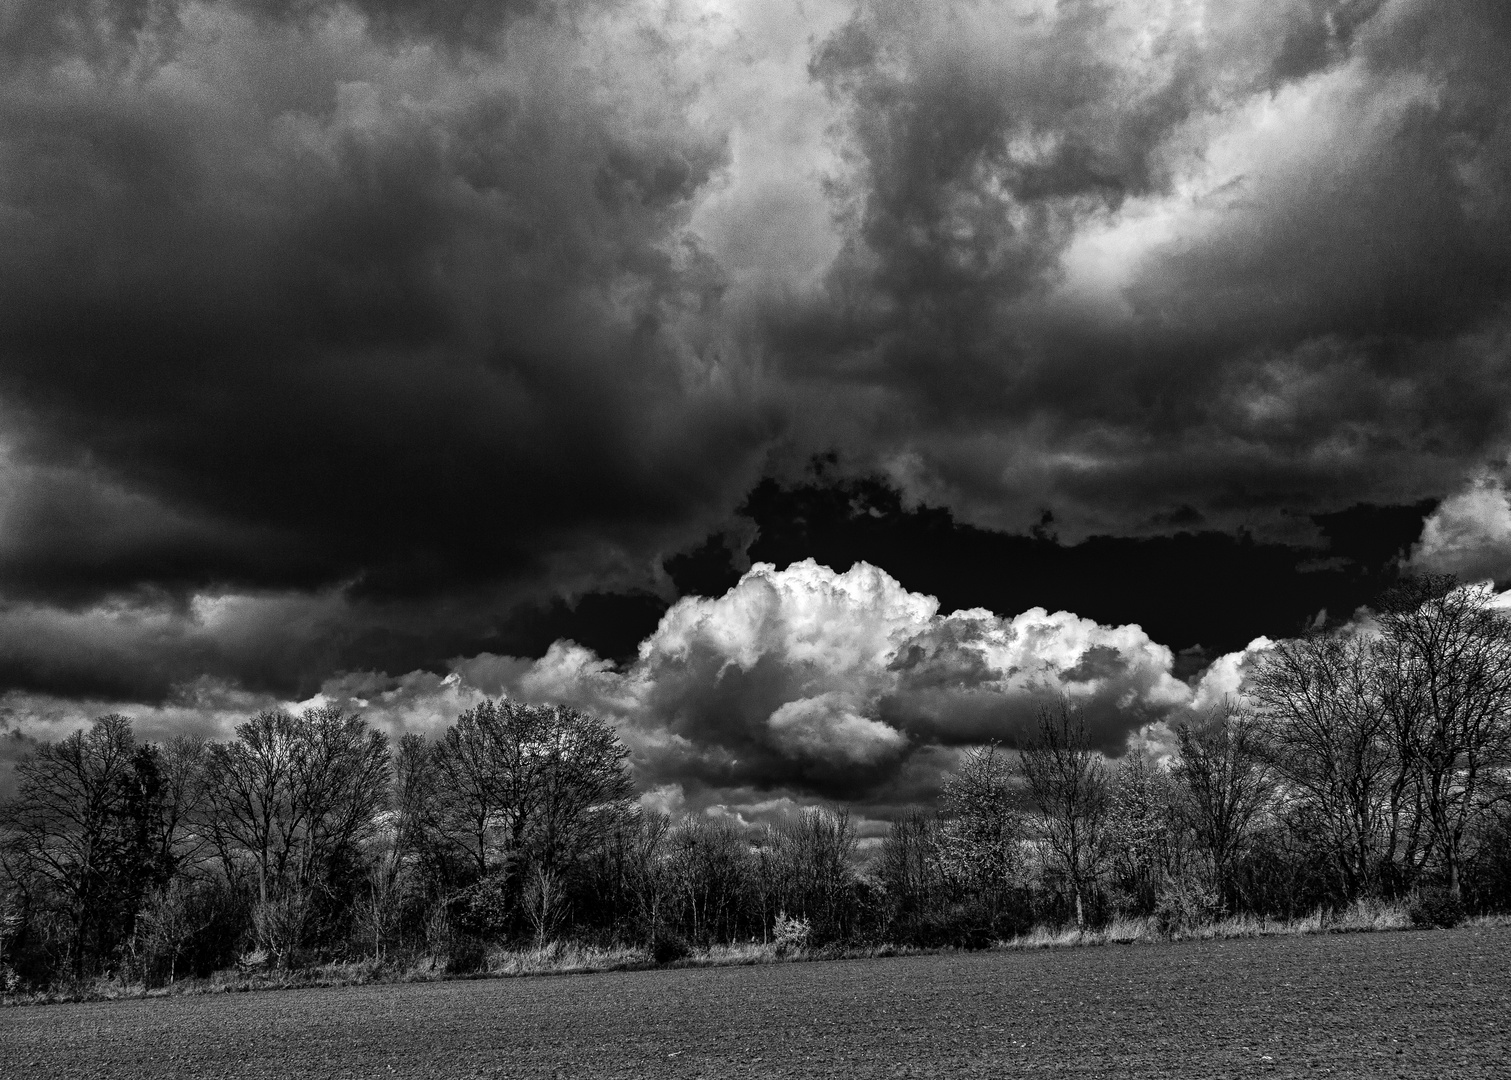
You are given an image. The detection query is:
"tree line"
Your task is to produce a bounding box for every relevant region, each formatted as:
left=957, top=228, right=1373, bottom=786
left=881, top=575, right=1511, bottom=943
left=2, top=575, right=1509, bottom=989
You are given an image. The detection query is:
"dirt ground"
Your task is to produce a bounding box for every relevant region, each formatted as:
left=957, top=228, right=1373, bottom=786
left=2, top=926, right=1507, bottom=1078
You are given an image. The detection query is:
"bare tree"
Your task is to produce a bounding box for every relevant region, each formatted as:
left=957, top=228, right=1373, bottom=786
left=1105, top=750, right=1179, bottom=915
left=156, top=736, right=210, bottom=876
left=1020, top=702, right=1109, bottom=930
left=1173, top=702, right=1274, bottom=911
left=878, top=809, right=938, bottom=921
left=432, top=701, right=633, bottom=884
left=362, top=733, right=451, bottom=949
left=667, top=815, right=754, bottom=945
left=935, top=745, right=1022, bottom=919
left=525, top=705, right=635, bottom=877
left=292, top=706, right=390, bottom=888
left=202, top=709, right=302, bottom=909
left=201, top=706, right=389, bottom=957
left=431, top=705, right=503, bottom=877
left=1375, top=577, right=1511, bottom=897
left=524, top=866, right=567, bottom=946
left=1249, top=631, right=1402, bottom=899
left=0, top=716, right=167, bottom=975
left=765, top=807, right=858, bottom=942
left=579, top=808, right=668, bottom=940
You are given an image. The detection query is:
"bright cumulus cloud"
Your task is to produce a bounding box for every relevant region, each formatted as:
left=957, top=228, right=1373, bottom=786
left=254, top=560, right=1223, bottom=811
left=1409, top=470, right=1511, bottom=584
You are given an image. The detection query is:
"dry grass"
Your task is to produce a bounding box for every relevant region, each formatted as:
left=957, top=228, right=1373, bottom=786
left=998, top=899, right=1416, bottom=951
left=392, top=941, right=660, bottom=982
left=2, top=957, right=394, bottom=1006
left=1324, top=897, right=1414, bottom=932
left=1, top=900, right=1493, bottom=1007
left=1464, top=911, right=1511, bottom=929
left=483, top=940, right=649, bottom=976
left=1000, top=925, right=1102, bottom=949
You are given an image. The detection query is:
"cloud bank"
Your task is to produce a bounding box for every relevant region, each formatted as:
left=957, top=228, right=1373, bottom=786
left=0, top=561, right=1239, bottom=814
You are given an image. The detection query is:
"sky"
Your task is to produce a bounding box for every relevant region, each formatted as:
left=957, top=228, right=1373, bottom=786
left=1, top=0, right=1510, bottom=826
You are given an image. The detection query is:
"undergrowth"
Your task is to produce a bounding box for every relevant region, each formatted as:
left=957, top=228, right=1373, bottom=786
left=5, top=906, right=1509, bottom=1007
left=999, top=898, right=1445, bottom=950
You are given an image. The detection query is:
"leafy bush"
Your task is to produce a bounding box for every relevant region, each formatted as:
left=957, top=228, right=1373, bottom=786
left=1408, top=887, right=1465, bottom=929
left=449, top=873, right=515, bottom=939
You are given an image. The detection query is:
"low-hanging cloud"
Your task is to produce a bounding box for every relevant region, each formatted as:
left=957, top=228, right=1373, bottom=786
left=0, top=561, right=1233, bottom=811
left=316, top=561, right=1215, bottom=809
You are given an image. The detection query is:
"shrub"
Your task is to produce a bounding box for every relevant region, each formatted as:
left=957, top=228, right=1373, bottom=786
left=1408, top=887, right=1466, bottom=929
left=0, top=893, right=25, bottom=987
left=449, top=873, right=514, bottom=939
left=130, top=879, right=245, bottom=986
left=236, top=947, right=270, bottom=974
left=1154, top=879, right=1222, bottom=938
left=443, top=937, right=489, bottom=974
left=1463, top=817, right=1511, bottom=915
left=887, top=907, right=983, bottom=949
left=418, top=904, right=486, bottom=972
left=651, top=929, right=690, bottom=965
left=885, top=898, right=1019, bottom=949
left=252, top=893, right=310, bottom=969
left=772, top=910, right=811, bottom=955
left=6, top=907, right=73, bottom=987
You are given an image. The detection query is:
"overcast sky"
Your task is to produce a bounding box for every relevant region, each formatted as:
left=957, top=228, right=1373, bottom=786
left=2, top=0, right=1510, bottom=822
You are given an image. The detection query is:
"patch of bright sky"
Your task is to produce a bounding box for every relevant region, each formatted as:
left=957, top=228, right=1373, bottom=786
left=679, top=0, right=852, bottom=300
left=1054, top=45, right=1437, bottom=321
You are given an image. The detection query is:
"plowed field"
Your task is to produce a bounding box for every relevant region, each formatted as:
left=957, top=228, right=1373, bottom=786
left=3, top=927, right=1507, bottom=1078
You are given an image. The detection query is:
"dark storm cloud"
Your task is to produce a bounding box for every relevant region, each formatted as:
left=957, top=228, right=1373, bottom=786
left=726, top=472, right=1433, bottom=658
left=772, top=0, right=1511, bottom=538
left=0, top=0, right=773, bottom=636
left=2, top=0, right=1511, bottom=817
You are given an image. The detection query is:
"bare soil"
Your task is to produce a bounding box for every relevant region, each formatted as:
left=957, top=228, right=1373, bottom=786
left=2, top=926, right=1507, bottom=1078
